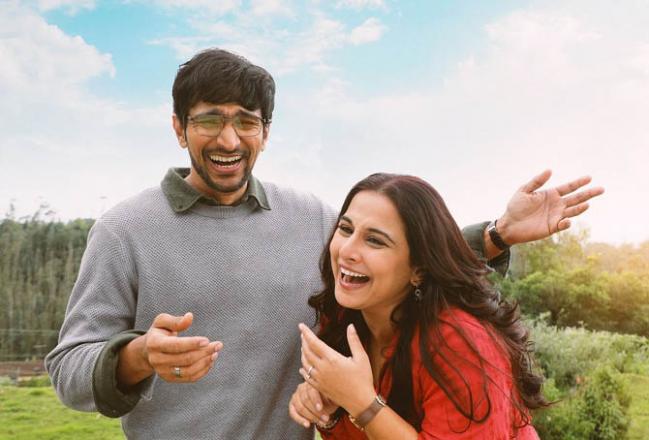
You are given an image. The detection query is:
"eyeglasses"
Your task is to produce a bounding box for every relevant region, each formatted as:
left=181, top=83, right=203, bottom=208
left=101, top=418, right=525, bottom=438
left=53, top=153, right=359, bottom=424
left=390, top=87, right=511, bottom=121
left=186, top=113, right=268, bottom=138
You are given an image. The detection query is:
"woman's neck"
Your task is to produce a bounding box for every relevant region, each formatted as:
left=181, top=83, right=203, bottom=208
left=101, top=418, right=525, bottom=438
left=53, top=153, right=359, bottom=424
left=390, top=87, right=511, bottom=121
left=362, top=309, right=397, bottom=348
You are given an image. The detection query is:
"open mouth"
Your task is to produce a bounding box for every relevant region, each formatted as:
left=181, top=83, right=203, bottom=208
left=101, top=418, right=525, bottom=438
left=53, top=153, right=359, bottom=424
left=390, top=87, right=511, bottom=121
left=340, top=267, right=370, bottom=285
left=208, top=154, right=243, bottom=168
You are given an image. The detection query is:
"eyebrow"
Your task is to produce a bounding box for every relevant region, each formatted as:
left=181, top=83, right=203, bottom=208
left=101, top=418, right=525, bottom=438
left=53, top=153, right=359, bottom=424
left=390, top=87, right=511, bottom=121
left=340, top=215, right=396, bottom=245
left=192, top=109, right=260, bottom=119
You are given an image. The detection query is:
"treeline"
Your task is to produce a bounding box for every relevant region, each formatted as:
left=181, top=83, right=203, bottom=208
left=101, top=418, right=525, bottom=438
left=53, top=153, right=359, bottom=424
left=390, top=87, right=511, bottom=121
left=1, top=210, right=648, bottom=360
left=0, top=209, right=93, bottom=360
left=499, top=231, right=649, bottom=337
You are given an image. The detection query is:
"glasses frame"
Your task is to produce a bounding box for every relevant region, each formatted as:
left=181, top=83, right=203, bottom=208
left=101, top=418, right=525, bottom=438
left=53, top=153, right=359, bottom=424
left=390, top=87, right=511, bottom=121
left=186, top=112, right=270, bottom=138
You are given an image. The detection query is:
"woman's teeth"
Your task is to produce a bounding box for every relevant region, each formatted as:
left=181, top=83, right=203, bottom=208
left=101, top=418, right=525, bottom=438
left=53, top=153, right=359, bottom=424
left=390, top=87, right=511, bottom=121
left=341, top=267, right=370, bottom=284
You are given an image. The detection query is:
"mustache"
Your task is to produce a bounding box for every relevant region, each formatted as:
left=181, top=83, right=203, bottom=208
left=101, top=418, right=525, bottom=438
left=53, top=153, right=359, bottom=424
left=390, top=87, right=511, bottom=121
left=203, top=149, right=249, bottom=158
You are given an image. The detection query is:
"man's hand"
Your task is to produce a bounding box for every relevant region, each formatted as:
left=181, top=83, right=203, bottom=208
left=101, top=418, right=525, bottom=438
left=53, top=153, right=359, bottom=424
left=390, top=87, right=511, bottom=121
left=495, top=170, right=604, bottom=246
left=117, top=312, right=223, bottom=387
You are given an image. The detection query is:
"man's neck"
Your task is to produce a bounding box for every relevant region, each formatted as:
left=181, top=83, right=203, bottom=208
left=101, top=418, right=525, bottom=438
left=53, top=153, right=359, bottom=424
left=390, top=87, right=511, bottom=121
left=185, top=172, right=247, bottom=206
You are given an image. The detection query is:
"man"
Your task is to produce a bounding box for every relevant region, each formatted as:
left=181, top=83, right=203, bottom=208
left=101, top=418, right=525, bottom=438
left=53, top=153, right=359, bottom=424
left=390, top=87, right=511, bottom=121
left=46, top=49, right=602, bottom=439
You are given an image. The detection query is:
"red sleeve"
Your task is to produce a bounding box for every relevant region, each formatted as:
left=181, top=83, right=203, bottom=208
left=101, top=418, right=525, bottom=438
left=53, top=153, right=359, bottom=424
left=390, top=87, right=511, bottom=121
left=415, top=310, right=526, bottom=440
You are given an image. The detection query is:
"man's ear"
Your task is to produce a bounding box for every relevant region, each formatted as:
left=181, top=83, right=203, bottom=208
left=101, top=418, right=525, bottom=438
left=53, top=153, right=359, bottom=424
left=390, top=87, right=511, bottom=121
left=260, top=123, right=271, bottom=151
left=172, top=114, right=187, bottom=148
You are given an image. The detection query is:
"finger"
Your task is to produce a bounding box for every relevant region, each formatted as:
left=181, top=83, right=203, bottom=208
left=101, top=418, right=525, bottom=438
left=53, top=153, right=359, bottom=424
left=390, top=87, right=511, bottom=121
left=305, top=385, right=330, bottom=422
left=554, top=176, right=591, bottom=197
left=557, top=218, right=572, bottom=231
left=167, top=352, right=216, bottom=383
left=186, top=353, right=218, bottom=382
left=152, top=335, right=212, bottom=354
left=150, top=341, right=221, bottom=367
left=153, top=312, right=194, bottom=333
left=298, top=323, right=337, bottom=359
left=519, top=169, right=552, bottom=193
left=289, top=402, right=313, bottom=429
left=562, top=187, right=605, bottom=207
left=306, top=383, right=325, bottom=414
left=346, top=324, right=367, bottom=361
left=294, top=388, right=322, bottom=423
left=563, top=203, right=589, bottom=219
left=300, top=336, right=321, bottom=371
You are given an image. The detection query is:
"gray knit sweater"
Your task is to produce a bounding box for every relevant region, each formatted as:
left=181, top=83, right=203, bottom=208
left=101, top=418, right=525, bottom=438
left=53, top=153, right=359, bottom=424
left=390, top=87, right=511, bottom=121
left=46, top=178, right=337, bottom=439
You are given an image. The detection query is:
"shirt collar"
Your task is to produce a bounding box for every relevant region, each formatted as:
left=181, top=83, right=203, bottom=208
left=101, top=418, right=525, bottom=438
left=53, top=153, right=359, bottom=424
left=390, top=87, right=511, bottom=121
left=161, top=167, right=270, bottom=213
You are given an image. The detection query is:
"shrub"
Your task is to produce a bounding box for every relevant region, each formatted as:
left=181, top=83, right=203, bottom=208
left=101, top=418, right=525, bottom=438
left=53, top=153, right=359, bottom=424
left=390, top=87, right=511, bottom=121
left=534, top=366, right=630, bottom=440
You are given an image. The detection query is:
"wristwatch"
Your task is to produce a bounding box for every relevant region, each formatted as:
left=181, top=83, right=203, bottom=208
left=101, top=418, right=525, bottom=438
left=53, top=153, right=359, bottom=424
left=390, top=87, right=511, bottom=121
left=348, top=394, right=386, bottom=431
left=487, top=219, right=510, bottom=251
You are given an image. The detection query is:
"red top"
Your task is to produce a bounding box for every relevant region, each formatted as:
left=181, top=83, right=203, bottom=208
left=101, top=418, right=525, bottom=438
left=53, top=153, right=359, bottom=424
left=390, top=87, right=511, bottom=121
left=319, top=308, right=539, bottom=440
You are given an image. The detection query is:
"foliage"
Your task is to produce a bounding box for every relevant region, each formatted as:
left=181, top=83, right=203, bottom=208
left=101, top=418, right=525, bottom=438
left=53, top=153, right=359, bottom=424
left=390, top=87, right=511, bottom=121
left=0, top=207, right=94, bottom=360
left=534, top=367, right=630, bottom=440
left=500, top=231, right=649, bottom=337
left=18, top=375, right=52, bottom=388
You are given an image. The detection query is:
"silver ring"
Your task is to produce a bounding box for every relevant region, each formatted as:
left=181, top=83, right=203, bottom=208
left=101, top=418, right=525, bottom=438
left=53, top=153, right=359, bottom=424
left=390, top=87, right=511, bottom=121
left=173, top=366, right=182, bottom=378
left=306, top=366, right=314, bottom=380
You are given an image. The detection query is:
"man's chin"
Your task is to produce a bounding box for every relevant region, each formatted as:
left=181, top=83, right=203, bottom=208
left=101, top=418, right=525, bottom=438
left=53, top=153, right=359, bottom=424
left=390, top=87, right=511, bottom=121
left=206, top=176, right=248, bottom=194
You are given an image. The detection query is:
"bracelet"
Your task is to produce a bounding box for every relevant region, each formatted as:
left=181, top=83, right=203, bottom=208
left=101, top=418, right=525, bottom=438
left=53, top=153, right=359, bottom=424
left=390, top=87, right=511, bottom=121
left=348, top=394, right=386, bottom=431
left=316, top=414, right=340, bottom=430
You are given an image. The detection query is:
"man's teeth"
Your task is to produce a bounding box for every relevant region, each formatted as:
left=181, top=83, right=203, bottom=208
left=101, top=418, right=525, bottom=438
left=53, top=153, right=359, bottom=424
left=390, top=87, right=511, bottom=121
left=209, top=154, right=242, bottom=163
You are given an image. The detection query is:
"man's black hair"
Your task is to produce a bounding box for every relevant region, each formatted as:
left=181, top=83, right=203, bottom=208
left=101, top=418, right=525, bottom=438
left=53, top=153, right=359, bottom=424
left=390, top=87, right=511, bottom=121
left=172, top=48, right=275, bottom=127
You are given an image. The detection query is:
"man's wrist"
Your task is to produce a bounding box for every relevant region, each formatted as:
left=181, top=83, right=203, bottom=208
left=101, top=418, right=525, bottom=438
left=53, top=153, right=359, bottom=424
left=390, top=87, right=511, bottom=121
left=494, top=216, right=515, bottom=245
left=117, top=335, right=154, bottom=388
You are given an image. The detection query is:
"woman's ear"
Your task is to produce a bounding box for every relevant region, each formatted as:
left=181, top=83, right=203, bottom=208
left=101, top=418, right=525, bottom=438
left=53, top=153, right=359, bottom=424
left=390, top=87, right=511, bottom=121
left=410, top=268, right=424, bottom=287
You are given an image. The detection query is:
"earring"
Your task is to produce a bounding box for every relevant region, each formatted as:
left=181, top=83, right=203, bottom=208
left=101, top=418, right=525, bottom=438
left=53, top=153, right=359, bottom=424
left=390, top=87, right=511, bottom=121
left=413, top=286, right=423, bottom=302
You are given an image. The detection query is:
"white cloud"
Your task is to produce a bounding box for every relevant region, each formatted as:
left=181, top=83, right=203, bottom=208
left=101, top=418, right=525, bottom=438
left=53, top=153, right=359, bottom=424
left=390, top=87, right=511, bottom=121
left=348, top=17, right=386, bottom=45
left=0, top=3, right=175, bottom=221
left=150, top=0, right=241, bottom=15
left=35, top=0, right=95, bottom=13
left=336, top=0, right=385, bottom=10
left=251, top=0, right=294, bottom=17
left=261, top=0, right=649, bottom=244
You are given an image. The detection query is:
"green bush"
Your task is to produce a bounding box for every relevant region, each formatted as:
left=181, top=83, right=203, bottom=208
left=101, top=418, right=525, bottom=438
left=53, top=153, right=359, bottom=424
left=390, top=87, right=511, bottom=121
left=534, top=367, right=630, bottom=440
left=529, top=317, right=649, bottom=388
left=17, top=375, right=51, bottom=388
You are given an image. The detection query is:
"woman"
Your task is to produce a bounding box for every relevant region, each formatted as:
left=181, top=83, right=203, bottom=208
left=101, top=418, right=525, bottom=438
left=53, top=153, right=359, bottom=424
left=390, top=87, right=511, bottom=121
left=288, top=173, right=546, bottom=439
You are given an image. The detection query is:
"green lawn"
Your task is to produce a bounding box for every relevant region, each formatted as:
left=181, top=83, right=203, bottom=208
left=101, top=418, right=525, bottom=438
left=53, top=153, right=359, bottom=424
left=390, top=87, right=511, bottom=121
left=0, top=385, right=123, bottom=440
left=1, top=376, right=647, bottom=439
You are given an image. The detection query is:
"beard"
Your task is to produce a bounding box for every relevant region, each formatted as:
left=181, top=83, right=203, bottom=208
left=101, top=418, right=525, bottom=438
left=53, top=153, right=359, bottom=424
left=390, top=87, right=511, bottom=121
left=188, top=148, right=251, bottom=194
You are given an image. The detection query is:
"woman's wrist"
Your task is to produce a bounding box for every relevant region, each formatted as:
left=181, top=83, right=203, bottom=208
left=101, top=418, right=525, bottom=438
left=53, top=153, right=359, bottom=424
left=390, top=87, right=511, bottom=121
left=343, top=388, right=378, bottom=419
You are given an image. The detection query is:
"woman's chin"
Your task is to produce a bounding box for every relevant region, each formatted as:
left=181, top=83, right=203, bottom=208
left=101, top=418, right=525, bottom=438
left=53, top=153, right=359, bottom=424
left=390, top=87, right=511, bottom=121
left=334, top=288, right=363, bottom=310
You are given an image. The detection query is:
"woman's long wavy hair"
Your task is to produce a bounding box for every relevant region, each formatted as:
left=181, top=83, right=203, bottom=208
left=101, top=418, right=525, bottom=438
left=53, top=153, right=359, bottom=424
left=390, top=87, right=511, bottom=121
left=309, top=173, right=547, bottom=430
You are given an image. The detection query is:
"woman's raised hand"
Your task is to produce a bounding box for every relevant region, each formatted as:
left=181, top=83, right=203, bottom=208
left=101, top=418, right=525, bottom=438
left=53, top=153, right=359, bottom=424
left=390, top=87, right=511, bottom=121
left=298, top=323, right=376, bottom=417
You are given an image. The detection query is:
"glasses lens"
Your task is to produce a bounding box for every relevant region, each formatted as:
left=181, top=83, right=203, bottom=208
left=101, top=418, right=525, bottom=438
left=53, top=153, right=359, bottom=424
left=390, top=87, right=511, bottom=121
left=234, top=115, right=262, bottom=137
left=192, top=115, right=224, bottom=136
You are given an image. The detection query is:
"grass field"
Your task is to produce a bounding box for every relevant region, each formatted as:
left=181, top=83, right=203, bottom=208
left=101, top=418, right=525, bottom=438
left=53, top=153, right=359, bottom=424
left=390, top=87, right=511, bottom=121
left=1, top=375, right=647, bottom=439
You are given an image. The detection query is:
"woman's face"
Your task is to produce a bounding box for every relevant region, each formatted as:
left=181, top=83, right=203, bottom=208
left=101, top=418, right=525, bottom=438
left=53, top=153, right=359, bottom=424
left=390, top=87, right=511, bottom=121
left=330, top=190, right=418, bottom=317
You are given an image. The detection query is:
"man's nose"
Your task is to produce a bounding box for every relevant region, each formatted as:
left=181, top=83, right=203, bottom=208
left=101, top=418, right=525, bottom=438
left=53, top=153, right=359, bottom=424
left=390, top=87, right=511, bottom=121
left=216, top=122, right=240, bottom=151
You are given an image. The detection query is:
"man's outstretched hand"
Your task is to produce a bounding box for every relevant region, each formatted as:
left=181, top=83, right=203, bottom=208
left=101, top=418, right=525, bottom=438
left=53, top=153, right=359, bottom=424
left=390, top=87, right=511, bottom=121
left=496, top=170, right=605, bottom=246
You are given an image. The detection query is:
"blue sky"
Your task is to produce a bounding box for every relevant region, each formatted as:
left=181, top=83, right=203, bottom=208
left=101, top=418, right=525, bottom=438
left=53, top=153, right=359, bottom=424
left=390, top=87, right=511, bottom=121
left=1, top=0, right=648, bottom=244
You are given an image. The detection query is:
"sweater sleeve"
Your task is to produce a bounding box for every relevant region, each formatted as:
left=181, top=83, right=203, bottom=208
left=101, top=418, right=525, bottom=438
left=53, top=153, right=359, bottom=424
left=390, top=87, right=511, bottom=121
left=45, top=219, right=141, bottom=413
left=461, top=222, right=510, bottom=277
left=416, top=313, right=514, bottom=440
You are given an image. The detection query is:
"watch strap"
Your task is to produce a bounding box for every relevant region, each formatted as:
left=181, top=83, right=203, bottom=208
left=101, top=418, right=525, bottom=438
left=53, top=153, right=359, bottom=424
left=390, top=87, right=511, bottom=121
left=349, top=394, right=386, bottom=431
left=487, top=220, right=510, bottom=251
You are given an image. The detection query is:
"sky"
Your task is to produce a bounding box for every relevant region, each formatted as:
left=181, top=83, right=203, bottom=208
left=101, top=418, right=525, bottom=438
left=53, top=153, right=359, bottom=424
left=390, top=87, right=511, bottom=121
left=1, top=0, right=647, bottom=244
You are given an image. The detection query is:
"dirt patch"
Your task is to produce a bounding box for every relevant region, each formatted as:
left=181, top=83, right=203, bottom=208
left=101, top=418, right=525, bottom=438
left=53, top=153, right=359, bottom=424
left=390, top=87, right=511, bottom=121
left=0, top=361, right=45, bottom=377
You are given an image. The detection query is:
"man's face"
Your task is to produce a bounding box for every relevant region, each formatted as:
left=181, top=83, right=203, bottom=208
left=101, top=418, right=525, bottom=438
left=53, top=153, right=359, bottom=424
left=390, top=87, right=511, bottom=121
left=173, top=102, right=269, bottom=204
